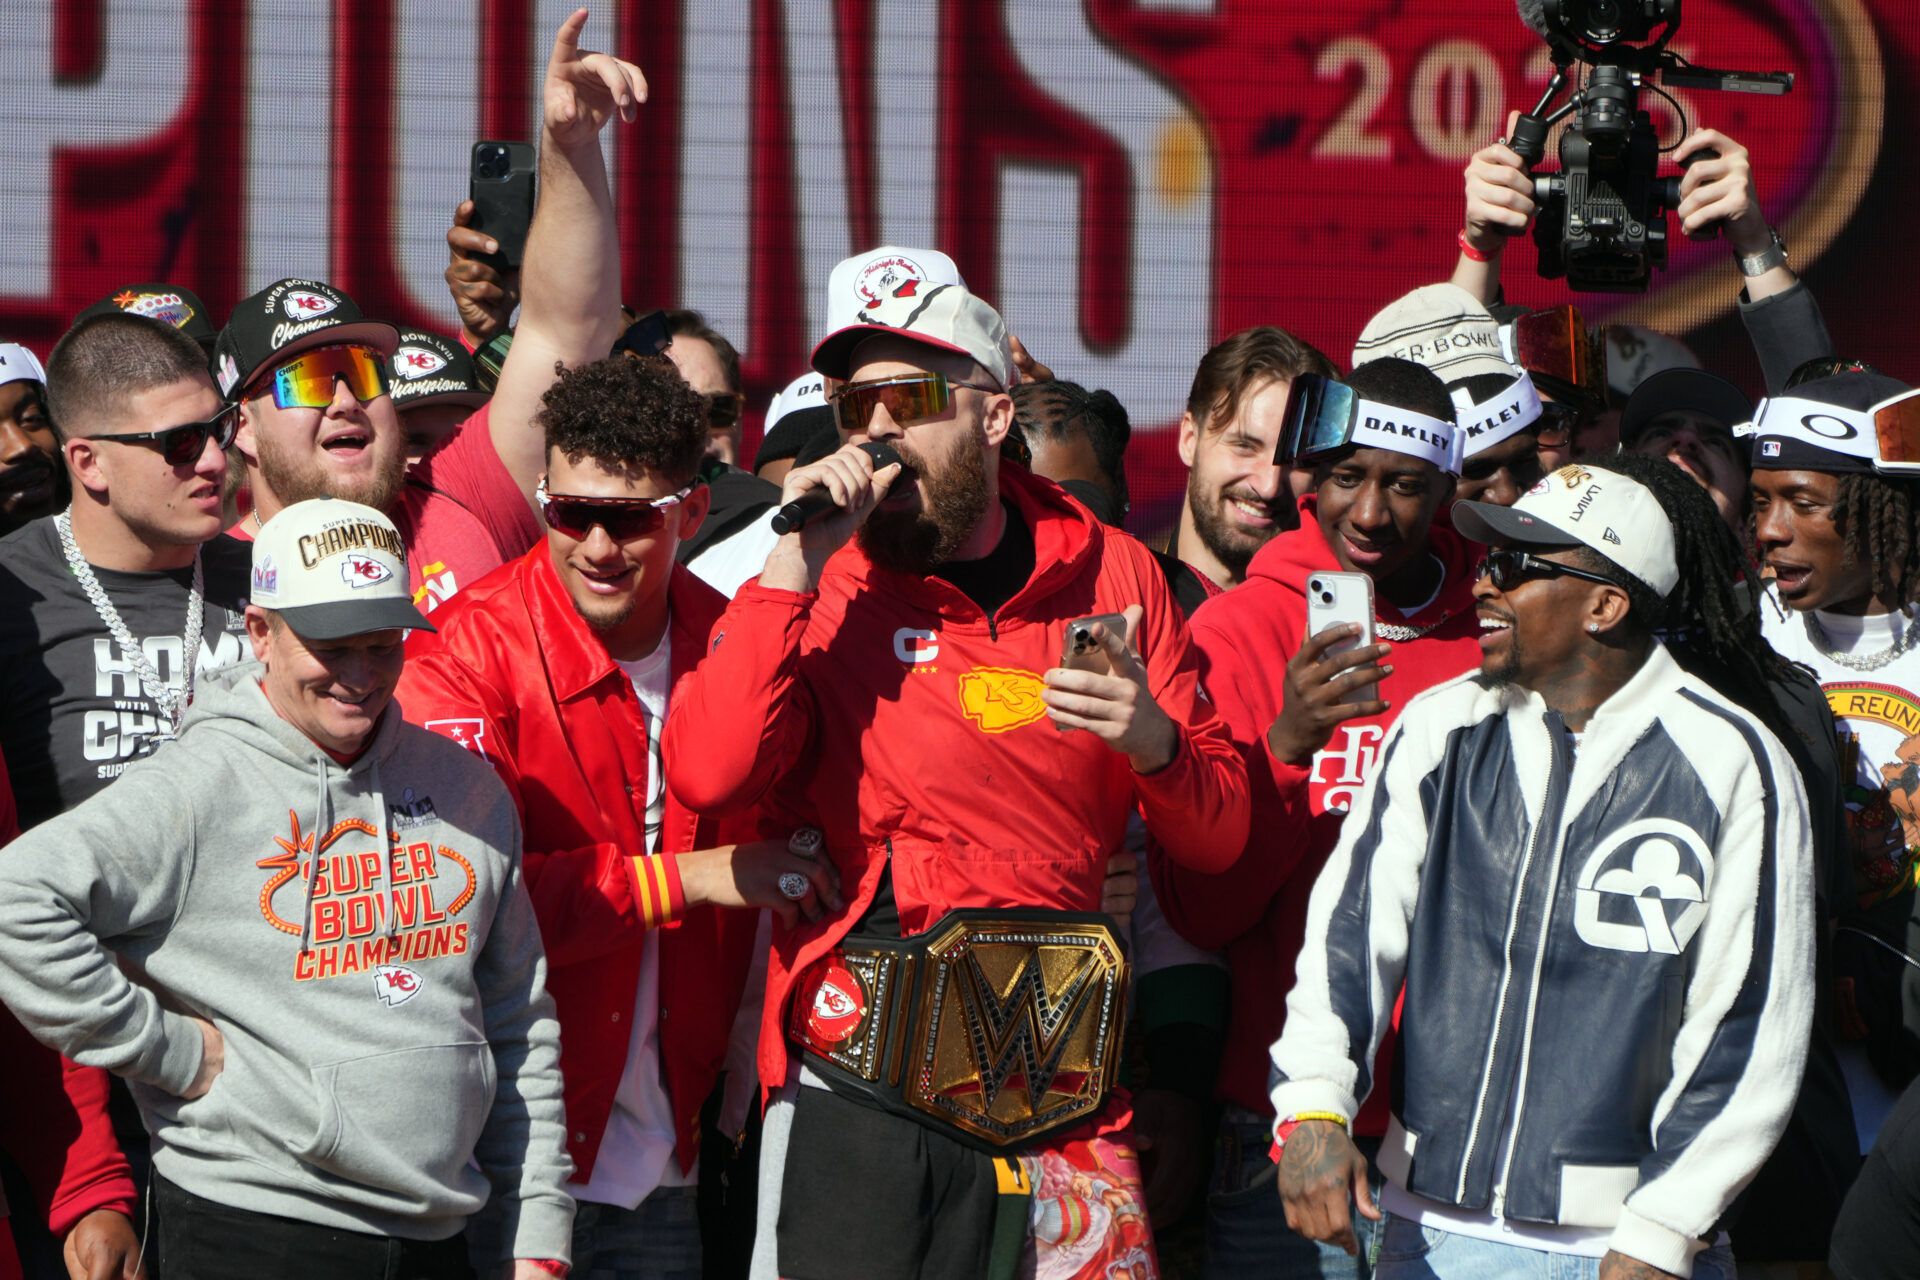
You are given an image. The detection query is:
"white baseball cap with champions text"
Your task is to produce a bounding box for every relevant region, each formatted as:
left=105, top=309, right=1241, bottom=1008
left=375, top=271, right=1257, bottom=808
left=250, top=499, right=436, bottom=638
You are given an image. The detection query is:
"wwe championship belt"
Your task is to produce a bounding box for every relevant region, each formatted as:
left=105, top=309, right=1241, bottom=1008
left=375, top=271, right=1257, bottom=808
left=790, top=909, right=1128, bottom=1151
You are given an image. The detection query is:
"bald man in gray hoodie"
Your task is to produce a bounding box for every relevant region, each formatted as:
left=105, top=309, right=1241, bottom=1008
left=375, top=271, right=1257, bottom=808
left=0, top=500, right=572, bottom=1279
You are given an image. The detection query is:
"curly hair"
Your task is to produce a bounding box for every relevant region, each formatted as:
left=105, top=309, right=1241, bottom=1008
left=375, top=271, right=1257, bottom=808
left=1011, top=381, right=1131, bottom=489
left=1594, top=453, right=1800, bottom=739
left=538, top=354, right=707, bottom=485
left=1832, top=471, right=1920, bottom=608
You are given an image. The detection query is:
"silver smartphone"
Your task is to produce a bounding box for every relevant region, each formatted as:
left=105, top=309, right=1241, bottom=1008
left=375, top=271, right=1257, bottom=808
left=1305, top=572, right=1376, bottom=706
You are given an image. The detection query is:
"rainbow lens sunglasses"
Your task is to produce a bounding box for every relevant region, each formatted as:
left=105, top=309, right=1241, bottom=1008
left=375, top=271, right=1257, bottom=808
left=269, top=344, right=391, bottom=410
left=536, top=478, right=695, bottom=540
left=79, top=405, right=239, bottom=467
left=831, top=372, right=1002, bottom=436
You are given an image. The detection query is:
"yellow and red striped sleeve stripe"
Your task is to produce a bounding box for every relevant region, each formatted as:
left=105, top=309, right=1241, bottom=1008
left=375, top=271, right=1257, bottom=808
left=629, top=853, right=686, bottom=929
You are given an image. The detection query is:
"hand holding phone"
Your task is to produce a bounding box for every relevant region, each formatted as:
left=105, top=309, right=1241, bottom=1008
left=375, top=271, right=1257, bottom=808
left=1044, top=607, right=1179, bottom=773
left=1267, top=574, right=1394, bottom=767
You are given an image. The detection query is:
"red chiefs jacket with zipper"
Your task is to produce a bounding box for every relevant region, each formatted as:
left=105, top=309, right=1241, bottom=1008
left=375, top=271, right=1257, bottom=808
left=397, top=546, right=760, bottom=1180
left=1153, top=495, right=1485, bottom=1127
left=662, top=464, right=1250, bottom=1095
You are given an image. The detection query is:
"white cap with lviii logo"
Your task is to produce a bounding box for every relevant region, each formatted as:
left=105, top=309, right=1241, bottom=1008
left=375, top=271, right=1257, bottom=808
left=249, top=499, right=436, bottom=639
left=1451, top=464, right=1680, bottom=597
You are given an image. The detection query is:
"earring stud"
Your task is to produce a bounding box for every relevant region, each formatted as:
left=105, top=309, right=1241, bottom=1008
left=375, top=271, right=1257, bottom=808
left=1587, top=623, right=1600, bottom=633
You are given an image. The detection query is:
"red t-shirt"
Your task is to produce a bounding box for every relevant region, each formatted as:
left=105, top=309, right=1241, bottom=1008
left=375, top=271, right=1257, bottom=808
left=231, top=410, right=540, bottom=615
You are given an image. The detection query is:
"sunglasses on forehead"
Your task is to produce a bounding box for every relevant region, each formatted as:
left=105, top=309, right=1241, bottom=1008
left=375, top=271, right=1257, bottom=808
left=831, top=372, right=1002, bottom=436
left=1508, top=307, right=1605, bottom=405
left=79, top=405, right=239, bottom=466
left=267, top=344, right=390, bottom=411
left=536, top=478, right=695, bottom=540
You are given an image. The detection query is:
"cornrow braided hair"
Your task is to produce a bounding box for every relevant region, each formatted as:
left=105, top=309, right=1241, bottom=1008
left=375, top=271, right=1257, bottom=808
left=1832, top=471, right=1920, bottom=608
left=1597, top=453, right=1801, bottom=738
left=1010, top=380, right=1131, bottom=488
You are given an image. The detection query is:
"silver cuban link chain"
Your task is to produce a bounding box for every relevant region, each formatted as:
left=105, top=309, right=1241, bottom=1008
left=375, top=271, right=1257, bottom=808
left=56, top=510, right=204, bottom=732
left=1802, top=608, right=1920, bottom=673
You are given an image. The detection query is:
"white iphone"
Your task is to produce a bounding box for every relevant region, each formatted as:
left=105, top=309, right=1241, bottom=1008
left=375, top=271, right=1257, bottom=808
left=1305, top=572, right=1377, bottom=706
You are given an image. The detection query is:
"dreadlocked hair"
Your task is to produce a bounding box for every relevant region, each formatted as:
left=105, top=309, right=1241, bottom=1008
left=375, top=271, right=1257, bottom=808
left=1598, top=452, right=1801, bottom=743
left=1832, top=471, right=1920, bottom=607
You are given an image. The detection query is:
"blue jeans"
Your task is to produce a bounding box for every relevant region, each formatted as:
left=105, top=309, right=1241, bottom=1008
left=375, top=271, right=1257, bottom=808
left=1373, top=1214, right=1738, bottom=1279
left=571, top=1187, right=703, bottom=1280
left=1202, top=1111, right=1384, bottom=1280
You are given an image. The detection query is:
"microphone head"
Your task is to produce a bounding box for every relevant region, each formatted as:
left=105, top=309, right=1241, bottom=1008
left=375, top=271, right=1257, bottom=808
left=1515, top=0, right=1551, bottom=37
left=856, top=440, right=910, bottom=477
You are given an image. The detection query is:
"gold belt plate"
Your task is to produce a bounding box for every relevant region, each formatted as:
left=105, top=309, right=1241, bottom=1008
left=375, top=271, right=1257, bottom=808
left=902, top=917, right=1126, bottom=1147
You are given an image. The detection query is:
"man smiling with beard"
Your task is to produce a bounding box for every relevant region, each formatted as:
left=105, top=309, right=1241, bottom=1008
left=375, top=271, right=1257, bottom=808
left=1172, top=327, right=1339, bottom=590
left=665, top=282, right=1248, bottom=1280
left=1154, top=357, right=1484, bottom=1279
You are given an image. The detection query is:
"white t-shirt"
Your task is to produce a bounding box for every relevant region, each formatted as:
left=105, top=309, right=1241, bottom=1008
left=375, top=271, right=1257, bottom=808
left=1763, top=590, right=1920, bottom=1148
left=575, top=637, right=693, bottom=1207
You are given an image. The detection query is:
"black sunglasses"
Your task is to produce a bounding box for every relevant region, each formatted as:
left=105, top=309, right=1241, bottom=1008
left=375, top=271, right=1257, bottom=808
left=1476, top=547, right=1622, bottom=592
left=80, top=406, right=238, bottom=467
left=1532, top=401, right=1578, bottom=448
left=612, top=310, right=674, bottom=361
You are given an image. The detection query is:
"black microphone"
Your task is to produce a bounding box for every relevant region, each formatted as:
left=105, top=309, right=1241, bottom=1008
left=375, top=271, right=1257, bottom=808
left=769, top=441, right=908, bottom=535
left=1514, top=0, right=1550, bottom=38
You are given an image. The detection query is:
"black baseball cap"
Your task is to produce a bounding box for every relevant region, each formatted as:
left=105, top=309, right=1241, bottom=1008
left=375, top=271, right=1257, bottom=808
left=1618, top=368, right=1753, bottom=449
left=212, top=279, right=399, bottom=402
left=75, top=283, right=220, bottom=350
left=389, top=330, right=489, bottom=411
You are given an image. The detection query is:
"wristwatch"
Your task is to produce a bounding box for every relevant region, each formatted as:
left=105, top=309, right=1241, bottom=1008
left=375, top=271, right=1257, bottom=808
left=1736, top=227, right=1789, bottom=278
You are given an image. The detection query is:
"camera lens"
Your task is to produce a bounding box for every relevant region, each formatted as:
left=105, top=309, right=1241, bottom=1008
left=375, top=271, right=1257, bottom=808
left=476, top=145, right=508, bottom=180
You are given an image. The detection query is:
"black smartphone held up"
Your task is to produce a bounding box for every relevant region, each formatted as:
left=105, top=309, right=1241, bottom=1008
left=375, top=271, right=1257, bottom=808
left=468, top=141, right=536, bottom=270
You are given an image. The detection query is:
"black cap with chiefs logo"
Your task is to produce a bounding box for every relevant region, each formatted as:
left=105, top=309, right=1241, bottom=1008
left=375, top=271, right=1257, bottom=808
left=389, top=330, right=490, bottom=411
left=74, top=283, right=221, bottom=351
left=212, top=278, right=400, bottom=402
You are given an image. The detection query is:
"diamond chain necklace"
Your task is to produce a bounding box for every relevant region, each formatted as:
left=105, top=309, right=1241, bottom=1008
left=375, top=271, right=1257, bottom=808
left=1802, top=608, right=1920, bottom=673
left=56, top=510, right=204, bottom=732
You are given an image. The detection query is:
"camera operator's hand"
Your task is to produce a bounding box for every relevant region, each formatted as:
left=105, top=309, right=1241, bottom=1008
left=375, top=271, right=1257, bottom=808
left=542, top=8, right=647, bottom=154
left=1461, top=111, right=1536, bottom=258
left=1266, top=626, right=1392, bottom=768
left=758, top=442, right=907, bottom=594
left=445, top=200, right=521, bottom=345
left=1674, top=129, right=1766, bottom=246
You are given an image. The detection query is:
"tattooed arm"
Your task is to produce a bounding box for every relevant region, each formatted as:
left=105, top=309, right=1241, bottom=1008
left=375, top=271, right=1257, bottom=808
left=1598, top=1252, right=1682, bottom=1280
left=1276, top=1120, right=1379, bottom=1255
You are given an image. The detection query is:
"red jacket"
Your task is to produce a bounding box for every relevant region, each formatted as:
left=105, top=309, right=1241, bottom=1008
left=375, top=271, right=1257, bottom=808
left=0, top=755, right=135, bottom=1276
left=663, top=465, right=1250, bottom=1092
left=397, top=547, right=759, bottom=1179
left=1153, top=497, right=1485, bottom=1125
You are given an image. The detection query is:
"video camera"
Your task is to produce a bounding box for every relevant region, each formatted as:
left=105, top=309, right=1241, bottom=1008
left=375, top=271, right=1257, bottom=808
left=1509, top=0, right=1793, bottom=293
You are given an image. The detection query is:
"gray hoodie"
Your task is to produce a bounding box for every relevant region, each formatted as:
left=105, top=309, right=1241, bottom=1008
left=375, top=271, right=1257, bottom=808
left=0, top=661, right=573, bottom=1259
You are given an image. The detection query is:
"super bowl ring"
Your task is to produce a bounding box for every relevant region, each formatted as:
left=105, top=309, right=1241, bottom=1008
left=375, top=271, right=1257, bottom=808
left=778, top=871, right=812, bottom=901
left=789, top=827, right=824, bottom=860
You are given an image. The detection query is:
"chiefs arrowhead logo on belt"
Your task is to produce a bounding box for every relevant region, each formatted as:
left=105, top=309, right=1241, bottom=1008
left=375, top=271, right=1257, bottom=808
left=957, top=668, right=1049, bottom=734
left=806, top=959, right=868, bottom=1046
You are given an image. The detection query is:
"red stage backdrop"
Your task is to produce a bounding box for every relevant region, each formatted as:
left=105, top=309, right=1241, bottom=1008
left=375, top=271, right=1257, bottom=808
left=0, top=0, right=1907, bottom=530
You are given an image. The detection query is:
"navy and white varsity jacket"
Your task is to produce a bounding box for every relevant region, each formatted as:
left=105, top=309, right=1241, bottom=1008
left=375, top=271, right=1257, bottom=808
left=1270, top=644, right=1814, bottom=1277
